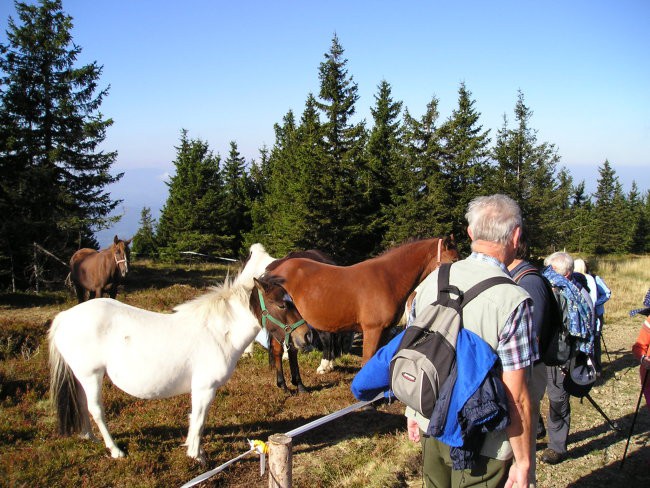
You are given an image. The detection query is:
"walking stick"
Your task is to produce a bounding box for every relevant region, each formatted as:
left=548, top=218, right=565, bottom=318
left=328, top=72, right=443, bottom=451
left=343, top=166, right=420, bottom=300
left=620, top=368, right=649, bottom=470
left=583, top=393, right=620, bottom=431
left=601, top=333, right=612, bottom=364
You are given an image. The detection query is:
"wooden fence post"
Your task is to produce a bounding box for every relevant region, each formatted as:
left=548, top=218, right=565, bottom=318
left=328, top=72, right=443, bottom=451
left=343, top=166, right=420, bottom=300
left=268, top=433, right=292, bottom=488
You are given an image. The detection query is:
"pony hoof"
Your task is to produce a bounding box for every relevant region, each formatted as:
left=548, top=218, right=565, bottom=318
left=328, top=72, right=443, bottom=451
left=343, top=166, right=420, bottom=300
left=110, top=447, right=126, bottom=458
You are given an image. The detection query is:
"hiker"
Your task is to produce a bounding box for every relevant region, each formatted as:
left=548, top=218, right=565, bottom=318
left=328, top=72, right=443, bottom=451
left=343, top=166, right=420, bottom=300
left=631, top=288, right=650, bottom=412
left=574, top=258, right=611, bottom=372
left=508, top=229, right=552, bottom=487
left=540, top=252, right=595, bottom=465
left=406, top=194, right=533, bottom=488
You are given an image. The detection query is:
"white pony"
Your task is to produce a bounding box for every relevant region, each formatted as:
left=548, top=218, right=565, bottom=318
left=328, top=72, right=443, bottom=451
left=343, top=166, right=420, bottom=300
left=49, top=243, right=274, bottom=462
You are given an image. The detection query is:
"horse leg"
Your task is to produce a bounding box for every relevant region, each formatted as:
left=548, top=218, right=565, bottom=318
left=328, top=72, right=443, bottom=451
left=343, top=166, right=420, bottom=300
left=185, top=387, right=216, bottom=463
left=270, top=339, right=288, bottom=391
left=108, top=284, right=118, bottom=299
left=74, top=284, right=86, bottom=303
left=287, top=346, right=307, bottom=394
left=361, top=327, right=383, bottom=365
left=77, top=373, right=125, bottom=458
left=317, top=331, right=335, bottom=374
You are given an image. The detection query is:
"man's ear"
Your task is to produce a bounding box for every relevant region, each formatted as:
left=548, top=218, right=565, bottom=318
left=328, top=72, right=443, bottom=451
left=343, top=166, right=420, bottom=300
left=512, top=225, right=522, bottom=247
left=467, top=226, right=474, bottom=241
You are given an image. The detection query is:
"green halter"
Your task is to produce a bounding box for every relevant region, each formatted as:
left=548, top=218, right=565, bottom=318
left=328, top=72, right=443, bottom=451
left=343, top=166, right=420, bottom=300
left=257, top=289, right=306, bottom=349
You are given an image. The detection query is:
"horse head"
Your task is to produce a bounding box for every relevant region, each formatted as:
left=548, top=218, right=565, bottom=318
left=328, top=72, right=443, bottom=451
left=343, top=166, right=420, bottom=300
left=113, top=235, right=132, bottom=278
left=251, top=275, right=312, bottom=351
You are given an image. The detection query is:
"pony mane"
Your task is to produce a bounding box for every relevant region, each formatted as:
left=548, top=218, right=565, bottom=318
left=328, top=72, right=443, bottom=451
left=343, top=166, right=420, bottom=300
left=173, top=274, right=251, bottom=328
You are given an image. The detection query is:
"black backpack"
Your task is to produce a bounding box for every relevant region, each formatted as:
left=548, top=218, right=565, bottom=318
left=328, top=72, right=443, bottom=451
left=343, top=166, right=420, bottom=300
left=512, top=265, right=574, bottom=366
left=389, top=263, right=512, bottom=419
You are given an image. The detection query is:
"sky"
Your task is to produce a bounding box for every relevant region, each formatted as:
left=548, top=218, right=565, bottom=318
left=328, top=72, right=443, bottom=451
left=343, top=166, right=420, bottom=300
left=1, top=0, right=649, bottom=244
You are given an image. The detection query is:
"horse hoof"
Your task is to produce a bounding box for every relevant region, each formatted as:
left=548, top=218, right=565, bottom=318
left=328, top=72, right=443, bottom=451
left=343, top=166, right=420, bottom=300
left=110, top=447, right=126, bottom=458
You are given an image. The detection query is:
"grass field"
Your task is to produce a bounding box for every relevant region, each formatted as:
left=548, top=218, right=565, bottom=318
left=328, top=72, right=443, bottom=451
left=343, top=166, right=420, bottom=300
left=1, top=255, right=649, bottom=487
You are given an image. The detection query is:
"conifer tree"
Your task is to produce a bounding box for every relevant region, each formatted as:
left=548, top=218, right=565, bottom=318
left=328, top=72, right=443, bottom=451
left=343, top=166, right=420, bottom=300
left=156, top=130, right=228, bottom=259
left=0, top=0, right=120, bottom=288
left=490, top=91, right=566, bottom=255
left=591, top=160, right=630, bottom=254
left=314, top=35, right=367, bottom=263
left=222, top=141, right=253, bottom=256
left=384, top=96, right=450, bottom=245
left=439, top=82, right=491, bottom=252
left=131, top=207, right=157, bottom=258
left=363, top=80, right=404, bottom=254
left=628, top=182, right=648, bottom=254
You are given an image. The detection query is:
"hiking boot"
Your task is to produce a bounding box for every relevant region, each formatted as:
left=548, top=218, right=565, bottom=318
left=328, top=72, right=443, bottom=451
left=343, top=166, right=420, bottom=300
left=536, top=425, right=546, bottom=440
left=540, top=448, right=566, bottom=465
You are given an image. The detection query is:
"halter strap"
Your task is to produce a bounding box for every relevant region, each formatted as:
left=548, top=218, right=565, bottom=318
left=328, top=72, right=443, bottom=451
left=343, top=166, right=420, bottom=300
left=257, top=289, right=306, bottom=348
left=436, top=237, right=443, bottom=264
left=114, top=254, right=127, bottom=265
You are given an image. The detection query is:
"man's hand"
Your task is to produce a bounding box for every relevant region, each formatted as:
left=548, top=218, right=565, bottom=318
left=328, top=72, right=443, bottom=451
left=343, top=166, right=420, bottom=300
left=407, top=418, right=420, bottom=443
left=504, top=462, right=528, bottom=488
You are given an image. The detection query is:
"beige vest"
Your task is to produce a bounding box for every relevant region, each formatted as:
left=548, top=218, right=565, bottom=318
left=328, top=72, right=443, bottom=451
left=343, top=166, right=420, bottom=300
left=409, top=256, right=530, bottom=460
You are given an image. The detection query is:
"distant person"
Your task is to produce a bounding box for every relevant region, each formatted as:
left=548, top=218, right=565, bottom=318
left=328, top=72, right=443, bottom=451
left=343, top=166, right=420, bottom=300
left=539, top=252, right=595, bottom=465
left=631, top=288, right=650, bottom=412
left=574, top=258, right=611, bottom=372
left=508, top=229, right=551, bottom=487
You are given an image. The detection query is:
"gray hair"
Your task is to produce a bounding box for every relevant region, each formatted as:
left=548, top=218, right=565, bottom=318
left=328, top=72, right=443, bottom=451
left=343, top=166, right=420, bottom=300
left=573, top=258, right=587, bottom=274
left=465, top=194, right=522, bottom=248
left=544, top=251, right=574, bottom=276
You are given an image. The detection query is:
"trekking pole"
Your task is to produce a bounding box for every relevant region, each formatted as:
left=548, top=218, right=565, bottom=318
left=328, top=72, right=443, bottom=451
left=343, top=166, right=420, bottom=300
left=601, top=333, right=612, bottom=364
left=583, top=393, right=620, bottom=431
left=620, top=369, right=649, bottom=470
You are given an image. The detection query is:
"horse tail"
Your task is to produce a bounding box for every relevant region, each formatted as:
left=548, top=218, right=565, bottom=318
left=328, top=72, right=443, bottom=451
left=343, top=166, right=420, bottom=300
left=48, top=319, right=84, bottom=436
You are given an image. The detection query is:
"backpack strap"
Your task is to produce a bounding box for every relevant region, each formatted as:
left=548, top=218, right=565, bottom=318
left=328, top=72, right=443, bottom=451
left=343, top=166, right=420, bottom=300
left=512, top=264, right=540, bottom=284
left=436, top=262, right=515, bottom=309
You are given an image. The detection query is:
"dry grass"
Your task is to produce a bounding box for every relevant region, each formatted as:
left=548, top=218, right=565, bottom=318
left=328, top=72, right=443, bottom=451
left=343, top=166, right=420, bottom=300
left=1, top=256, right=649, bottom=487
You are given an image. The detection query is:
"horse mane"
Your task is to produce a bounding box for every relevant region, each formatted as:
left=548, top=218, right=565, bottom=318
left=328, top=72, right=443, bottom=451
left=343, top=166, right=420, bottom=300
left=267, top=249, right=336, bottom=271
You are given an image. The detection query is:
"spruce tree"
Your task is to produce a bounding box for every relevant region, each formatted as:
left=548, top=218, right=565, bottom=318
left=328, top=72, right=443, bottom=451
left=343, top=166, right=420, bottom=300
left=222, top=141, right=252, bottom=256
left=439, top=82, right=491, bottom=252
left=156, top=130, right=228, bottom=260
left=628, top=182, right=648, bottom=254
left=131, top=207, right=157, bottom=258
left=0, top=0, right=120, bottom=288
left=314, top=35, right=367, bottom=263
left=490, top=91, right=566, bottom=256
left=591, top=160, right=630, bottom=254
left=384, top=96, right=450, bottom=245
left=363, top=80, right=403, bottom=254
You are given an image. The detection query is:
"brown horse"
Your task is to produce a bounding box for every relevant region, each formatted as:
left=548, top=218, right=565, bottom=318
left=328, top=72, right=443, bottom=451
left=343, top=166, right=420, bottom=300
left=257, top=236, right=459, bottom=364
left=69, top=235, right=131, bottom=303
left=250, top=249, right=352, bottom=393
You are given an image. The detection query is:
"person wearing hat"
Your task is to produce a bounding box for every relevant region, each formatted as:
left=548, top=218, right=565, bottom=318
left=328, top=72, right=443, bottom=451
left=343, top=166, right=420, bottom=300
left=631, top=288, right=650, bottom=411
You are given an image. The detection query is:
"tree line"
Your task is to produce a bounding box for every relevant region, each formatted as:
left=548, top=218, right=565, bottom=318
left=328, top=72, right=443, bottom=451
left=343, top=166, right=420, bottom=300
left=1, top=1, right=648, bottom=291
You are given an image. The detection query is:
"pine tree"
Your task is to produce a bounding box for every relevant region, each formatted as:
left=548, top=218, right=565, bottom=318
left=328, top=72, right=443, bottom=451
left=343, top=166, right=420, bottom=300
left=222, top=141, right=253, bottom=256
left=490, top=91, right=566, bottom=256
left=156, top=130, right=228, bottom=260
left=591, top=160, right=630, bottom=254
left=384, top=96, right=450, bottom=245
left=131, top=207, right=157, bottom=258
left=0, top=0, right=120, bottom=288
left=314, top=35, right=367, bottom=263
left=628, top=182, right=648, bottom=254
left=363, top=80, right=403, bottom=254
left=439, top=82, right=491, bottom=252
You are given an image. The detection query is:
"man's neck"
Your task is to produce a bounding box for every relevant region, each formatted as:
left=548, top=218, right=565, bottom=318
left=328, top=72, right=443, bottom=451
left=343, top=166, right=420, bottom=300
left=472, top=240, right=509, bottom=265
left=508, top=258, right=523, bottom=272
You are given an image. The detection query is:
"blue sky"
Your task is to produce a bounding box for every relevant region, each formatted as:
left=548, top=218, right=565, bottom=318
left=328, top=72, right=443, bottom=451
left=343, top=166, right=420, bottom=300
left=2, top=1, right=649, bottom=242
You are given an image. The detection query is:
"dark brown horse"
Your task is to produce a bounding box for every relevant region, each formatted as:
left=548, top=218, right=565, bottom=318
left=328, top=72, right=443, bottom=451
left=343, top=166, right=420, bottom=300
left=250, top=249, right=351, bottom=393
left=69, top=235, right=131, bottom=303
left=257, top=236, right=459, bottom=364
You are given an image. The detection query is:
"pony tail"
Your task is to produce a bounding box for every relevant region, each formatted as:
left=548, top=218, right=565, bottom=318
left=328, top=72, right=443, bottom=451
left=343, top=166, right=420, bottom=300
left=48, top=328, right=83, bottom=436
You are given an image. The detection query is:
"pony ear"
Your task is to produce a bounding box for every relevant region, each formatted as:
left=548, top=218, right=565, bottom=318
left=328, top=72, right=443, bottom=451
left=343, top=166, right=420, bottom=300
left=125, top=238, right=133, bottom=245
left=114, top=235, right=119, bottom=245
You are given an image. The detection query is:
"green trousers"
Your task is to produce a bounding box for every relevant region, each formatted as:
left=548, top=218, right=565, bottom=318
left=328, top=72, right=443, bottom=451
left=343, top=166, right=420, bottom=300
left=421, top=434, right=510, bottom=488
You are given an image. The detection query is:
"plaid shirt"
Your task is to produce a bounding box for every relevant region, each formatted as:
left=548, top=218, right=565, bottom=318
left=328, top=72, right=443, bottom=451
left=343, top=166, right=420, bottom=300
left=408, top=252, right=534, bottom=372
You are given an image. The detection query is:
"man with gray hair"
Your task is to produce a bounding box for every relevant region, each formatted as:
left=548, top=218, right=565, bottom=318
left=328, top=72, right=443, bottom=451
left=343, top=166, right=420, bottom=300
left=406, top=194, right=533, bottom=488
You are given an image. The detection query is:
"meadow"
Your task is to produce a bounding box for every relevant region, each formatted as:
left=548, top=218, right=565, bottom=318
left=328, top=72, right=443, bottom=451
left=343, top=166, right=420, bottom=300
left=1, top=255, right=649, bottom=487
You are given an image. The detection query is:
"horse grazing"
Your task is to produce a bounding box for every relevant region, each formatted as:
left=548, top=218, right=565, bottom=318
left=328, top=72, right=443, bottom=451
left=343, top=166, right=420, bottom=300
left=250, top=249, right=351, bottom=393
left=69, top=235, right=132, bottom=303
left=258, top=236, right=459, bottom=364
left=48, top=243, right=272, bottom=462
